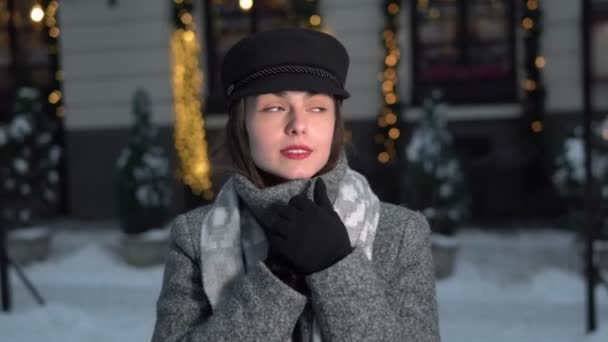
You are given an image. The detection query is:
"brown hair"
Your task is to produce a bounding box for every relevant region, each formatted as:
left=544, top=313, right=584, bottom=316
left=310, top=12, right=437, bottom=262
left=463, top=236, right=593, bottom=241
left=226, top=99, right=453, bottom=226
left=223, top=95, right=345, bottom=188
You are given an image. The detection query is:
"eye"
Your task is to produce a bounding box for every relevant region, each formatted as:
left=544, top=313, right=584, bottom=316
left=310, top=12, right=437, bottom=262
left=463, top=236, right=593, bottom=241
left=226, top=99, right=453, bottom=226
left=262, top=105, right=285, bottom=112
left=310, top=106, right=327, bottom=112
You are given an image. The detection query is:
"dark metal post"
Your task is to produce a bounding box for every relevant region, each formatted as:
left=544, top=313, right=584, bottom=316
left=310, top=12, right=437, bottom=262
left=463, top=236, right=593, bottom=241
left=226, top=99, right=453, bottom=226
left=0, top=214, right=11, bottom=312
left=581, top=0, right=596, bottom=333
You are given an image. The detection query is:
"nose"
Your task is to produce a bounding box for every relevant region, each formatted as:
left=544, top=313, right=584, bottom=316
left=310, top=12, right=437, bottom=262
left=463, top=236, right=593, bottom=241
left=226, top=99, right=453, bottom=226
left=285, top=107, right=307, bottom=136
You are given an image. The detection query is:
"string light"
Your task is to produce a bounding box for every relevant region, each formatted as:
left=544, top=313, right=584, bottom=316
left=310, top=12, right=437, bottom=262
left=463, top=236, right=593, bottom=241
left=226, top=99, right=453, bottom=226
left=522, top=17, right=534, bottom=30
left=378, top=151, right=390, bottom=163
left=524, top=79, right=537, bottom=91
left=48, top=90, right=62, bottom=104
left=44, top=1, right=63, bottom=119
left=534, top=56, right=546, bottom=68
left=239, top=0, right=253, bottom=12
left=522, top=0, right=545, bottom=135
left=376, top=0, right=403, bottom=164
left=297, top=0, right=322, bottom=30
left=171, top=3, right=213, bottom=199
left=309, top=14, right=321, bottom=27
left=30, top=3, right=44, bottom=22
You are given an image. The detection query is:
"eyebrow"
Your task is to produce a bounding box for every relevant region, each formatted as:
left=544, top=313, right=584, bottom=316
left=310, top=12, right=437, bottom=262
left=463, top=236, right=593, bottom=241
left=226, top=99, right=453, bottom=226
left=273, top=91, right=322, bottom=99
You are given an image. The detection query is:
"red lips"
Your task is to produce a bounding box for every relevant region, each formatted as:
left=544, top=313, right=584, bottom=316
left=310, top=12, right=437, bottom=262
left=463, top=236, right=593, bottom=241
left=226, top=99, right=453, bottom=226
left=280, top=145, right=313, bottom=160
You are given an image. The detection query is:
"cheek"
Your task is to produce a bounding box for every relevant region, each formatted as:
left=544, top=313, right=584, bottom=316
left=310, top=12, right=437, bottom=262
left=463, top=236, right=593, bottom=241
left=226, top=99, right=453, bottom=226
left=246, top=117, right=275, bottom=156
left=318, top=116, right=336, bottom=149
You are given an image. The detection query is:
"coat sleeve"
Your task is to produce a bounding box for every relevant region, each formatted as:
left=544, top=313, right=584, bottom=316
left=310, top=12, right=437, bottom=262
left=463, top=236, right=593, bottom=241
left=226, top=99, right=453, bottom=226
left=151, top=212, right=308, bottom=342
left=305, top=211, right=440, bottom=342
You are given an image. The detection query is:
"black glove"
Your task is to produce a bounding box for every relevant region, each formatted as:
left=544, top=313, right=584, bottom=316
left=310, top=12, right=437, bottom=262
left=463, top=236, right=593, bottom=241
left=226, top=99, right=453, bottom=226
left=264, top=179, right=352, bottom=275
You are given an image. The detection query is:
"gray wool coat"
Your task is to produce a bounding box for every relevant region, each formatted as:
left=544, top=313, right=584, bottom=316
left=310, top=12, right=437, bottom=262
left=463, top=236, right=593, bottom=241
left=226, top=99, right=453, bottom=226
left=151, top=202, right=440, bottom=342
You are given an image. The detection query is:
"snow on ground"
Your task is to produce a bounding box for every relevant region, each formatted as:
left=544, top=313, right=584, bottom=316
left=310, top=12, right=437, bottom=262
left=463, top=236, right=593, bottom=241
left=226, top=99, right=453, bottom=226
left=1, top=221, right=607, bottom=341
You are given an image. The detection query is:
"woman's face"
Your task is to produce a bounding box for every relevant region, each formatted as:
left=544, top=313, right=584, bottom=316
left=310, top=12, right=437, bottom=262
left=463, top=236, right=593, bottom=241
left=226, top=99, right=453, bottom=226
left=245, top=91, right=336, bottom=182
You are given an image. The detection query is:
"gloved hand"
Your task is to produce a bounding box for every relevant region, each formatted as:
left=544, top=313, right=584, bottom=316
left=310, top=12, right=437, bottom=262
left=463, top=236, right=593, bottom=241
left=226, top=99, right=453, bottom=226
left=264, top=179, right=352, bottom=275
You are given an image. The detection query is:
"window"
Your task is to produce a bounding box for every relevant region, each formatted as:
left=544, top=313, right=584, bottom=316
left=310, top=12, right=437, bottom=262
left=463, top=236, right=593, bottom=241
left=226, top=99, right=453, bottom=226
left=411, top=0, right=516, bottom=104
left=203, top=0, right=294, bottom=113
left=0, top=0, right=54, bottom=122
left=592, top=0, right=608, bottom=109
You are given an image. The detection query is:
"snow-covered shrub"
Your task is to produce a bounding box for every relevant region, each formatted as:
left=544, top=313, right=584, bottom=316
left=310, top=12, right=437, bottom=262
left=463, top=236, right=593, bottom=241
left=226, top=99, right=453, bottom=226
left=552, top=117, right=608, bottom=206
left=400, top=91, right=470, bottom=236
left=0, top=87, right=61, bottom=228
left=115, top=88, right=172, bottom=235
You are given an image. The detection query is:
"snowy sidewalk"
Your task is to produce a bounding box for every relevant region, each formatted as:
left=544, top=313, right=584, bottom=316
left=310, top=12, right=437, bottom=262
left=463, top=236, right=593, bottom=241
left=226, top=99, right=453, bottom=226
left=1, top=223, right=607, bottom=341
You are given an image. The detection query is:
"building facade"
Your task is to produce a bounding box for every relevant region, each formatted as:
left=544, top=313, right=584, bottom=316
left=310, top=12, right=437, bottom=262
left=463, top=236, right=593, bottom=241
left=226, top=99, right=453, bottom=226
left=3, top=0, right=606, bottom=222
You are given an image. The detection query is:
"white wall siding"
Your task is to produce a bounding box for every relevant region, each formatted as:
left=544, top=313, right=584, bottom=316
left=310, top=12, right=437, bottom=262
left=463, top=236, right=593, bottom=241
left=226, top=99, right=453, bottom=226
left=542, top=0, right=583, bottom=113
left=321, top=0, right=383, bottom=120
left=61, top=0, right=174, bottom=129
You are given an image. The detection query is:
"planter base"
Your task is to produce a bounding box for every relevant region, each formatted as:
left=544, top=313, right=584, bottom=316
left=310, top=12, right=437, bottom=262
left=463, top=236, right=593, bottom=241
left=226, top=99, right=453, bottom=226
left=121, top=228, right=170, bottom=267
left=7, top=226, right=52, bottom=265
left=431, top=233, right=460, bottom=280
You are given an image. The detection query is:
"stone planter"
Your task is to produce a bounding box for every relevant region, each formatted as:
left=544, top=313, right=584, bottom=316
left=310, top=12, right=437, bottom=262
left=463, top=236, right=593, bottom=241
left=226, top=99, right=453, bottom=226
left=121, top=226, right=171, bottom=267
left=7, top=226, right=52, bottom=265
left=431, top=233, right=460, bottom=280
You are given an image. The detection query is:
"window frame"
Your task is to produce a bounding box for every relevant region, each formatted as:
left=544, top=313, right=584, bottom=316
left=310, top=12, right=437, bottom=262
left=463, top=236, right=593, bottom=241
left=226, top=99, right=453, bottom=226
left=410, top=0, right=518, bottom=105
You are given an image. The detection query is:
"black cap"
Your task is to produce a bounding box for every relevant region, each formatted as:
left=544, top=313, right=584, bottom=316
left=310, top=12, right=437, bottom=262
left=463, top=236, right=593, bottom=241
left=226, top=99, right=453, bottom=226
left=221, top=28, right=350, bottom=102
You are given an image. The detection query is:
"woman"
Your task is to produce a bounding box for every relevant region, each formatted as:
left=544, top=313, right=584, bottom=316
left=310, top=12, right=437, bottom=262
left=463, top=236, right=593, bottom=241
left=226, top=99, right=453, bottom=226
left=152, top=28, right=439, bottom=342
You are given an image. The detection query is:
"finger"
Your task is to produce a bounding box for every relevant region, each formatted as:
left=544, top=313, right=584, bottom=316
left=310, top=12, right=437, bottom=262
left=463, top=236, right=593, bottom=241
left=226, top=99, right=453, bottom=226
left=277, top=205, right=298, bottom=221
left=313, top=178, right=332, bottom=209
left=288, top=194, right=315, bottom=211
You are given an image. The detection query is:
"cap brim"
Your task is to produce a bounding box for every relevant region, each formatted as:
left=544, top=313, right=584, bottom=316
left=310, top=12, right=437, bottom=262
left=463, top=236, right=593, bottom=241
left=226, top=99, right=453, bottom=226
left=228, top=72, right=350, bottom=101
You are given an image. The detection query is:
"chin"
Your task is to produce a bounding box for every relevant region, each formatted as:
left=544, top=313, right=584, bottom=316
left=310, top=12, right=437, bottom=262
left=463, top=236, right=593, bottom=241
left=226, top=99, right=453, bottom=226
left=275, top=166, right=320, bottom=180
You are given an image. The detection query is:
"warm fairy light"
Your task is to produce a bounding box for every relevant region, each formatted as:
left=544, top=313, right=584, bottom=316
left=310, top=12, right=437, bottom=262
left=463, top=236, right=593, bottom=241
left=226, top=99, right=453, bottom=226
left=386, top=113, right=397, bottom=125
left=388, top=127, right=400, bottom=139
left=524, top=79, right=537, bottom=91
left=535, top=56, right=546, bottom=69
left=378, top=152, right=390, bottom=163
left=385, top=93, right=397, bottom=104
left=385, top=54, right=398, bottom=67
left=531, top=120, right=543, bottom=133
left=377, top=1, right=403, bottom=164
left=183, top=30, right=195, bottom=42
left=30, top=4, right=44, bottom=22
left=181, top=12, right=193, bottom=25
left=49, top=27, right=60, bottom=38
left=388, top=3, right=399, bottom=15
left=239, top=0, right=253, bottom=11
left=522, top=17, right=534, bottom=30
left=383, top=30, right=395, bottom=40
left=527, top=0, right=538, bottom=11
left=382, top=80, right=394, bottom=93
left=48, top=90, right=62, bottom=104
left=171, top=21, right=213, bottom=198
left=309, top=15, right=321, bottom=26
left=378, top=116, right=388, bottom=128
left=384, top=68, right=396, bottom=80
